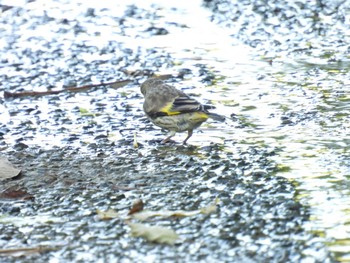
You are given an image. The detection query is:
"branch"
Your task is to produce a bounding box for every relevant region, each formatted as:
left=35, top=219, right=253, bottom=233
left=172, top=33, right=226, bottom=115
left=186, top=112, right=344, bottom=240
left=3, top=79, right=132, bottom=99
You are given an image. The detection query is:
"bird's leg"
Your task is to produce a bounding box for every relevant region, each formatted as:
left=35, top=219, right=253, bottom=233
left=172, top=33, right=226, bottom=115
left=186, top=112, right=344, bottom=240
left=161, top=131, right=176, bottom=144
left=183, top=129, right=193, bottom=145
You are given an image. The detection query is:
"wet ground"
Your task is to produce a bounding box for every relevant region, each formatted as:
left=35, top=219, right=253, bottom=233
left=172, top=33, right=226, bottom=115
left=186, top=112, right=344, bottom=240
left=0, top=0, right=349, bottom=262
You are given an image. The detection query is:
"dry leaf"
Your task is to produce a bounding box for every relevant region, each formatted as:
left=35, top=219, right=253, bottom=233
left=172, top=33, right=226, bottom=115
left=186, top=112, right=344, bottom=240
left=133, top=132, right=139, bottom=148
left=200, top=204, right=217, bottom=215
left=132, top=209, right=200, bottom=221
left=0, top=187, right=34, bottom=200
left=96, top=209, right=119, bottom=220
left=128, top=223, right=178, bottom=245
left=200, top=198, right=219, bottom=215
left=0, top=157, right=21, bottom=181
left=131, top=199, right=219, bottom=221
left=128, top=199, right=144, bottom=215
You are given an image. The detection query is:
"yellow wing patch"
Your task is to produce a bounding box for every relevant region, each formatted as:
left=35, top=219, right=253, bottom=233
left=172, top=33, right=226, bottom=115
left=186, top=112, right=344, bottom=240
left=159, top=102, right=181, bottom=116
left=191, top=112, right=209, bottom=121
left=159, top=102, right=209, bottom=121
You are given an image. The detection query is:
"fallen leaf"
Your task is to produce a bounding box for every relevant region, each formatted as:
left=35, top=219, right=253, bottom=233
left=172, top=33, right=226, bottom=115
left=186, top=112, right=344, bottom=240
left=79, top=107, right=96, bottom=117
left=200, top=204, right=217, bottom=215
left=131, top=200, right=219, bottom=220
left=200, top=198, right=220, bottom=215
left=128, top=223, right=178, bottom=245
left=133, top=132, right=139, bottom=148
left=132, top=209, right=200, bottom=221
left=0, top=187, right=34, bottom=200
left=0, top=157, right=21, bottom=181
left=128, top=199, right=144, bottom=215
left=96, top=209, right=119, bottom=220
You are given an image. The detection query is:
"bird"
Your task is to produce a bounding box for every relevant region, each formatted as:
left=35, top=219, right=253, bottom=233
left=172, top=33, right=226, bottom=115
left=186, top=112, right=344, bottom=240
left=140, top=78, right=225, bottom=144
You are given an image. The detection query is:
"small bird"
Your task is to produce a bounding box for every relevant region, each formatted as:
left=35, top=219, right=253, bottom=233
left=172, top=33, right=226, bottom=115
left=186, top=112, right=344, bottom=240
left=140, top=78, right=225, bottom=144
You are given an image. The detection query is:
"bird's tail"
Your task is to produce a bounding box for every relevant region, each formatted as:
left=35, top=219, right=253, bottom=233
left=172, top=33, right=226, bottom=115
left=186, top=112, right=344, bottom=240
left=208, top=112, right=225, bottom=122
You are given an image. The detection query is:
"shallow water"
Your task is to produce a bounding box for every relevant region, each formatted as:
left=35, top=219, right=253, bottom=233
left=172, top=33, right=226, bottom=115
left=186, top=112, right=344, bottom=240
left=132, top=0, right=350, bottom=260
left=1, top=0, right=349, bottom=261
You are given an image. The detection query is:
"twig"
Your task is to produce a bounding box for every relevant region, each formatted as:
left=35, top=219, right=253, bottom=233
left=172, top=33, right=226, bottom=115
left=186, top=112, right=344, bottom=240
left=0, top=245, right=61, bottom=254
left=3, top=79, right=132, bottom=99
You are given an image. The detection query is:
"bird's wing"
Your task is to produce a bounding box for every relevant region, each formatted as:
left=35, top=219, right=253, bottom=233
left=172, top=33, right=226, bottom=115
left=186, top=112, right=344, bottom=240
left=144, top=84, right=207, bottom=118
left=159, top=94, right=204, bottom=116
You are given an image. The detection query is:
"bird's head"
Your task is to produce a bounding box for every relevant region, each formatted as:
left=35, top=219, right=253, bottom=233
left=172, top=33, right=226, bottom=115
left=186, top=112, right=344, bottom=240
left=140, top=78, right=164, bottom=96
